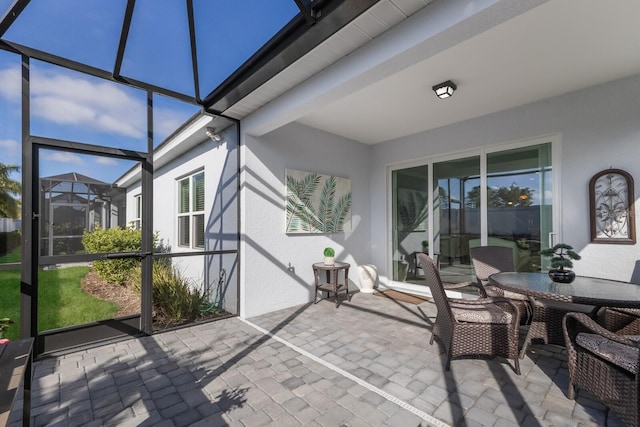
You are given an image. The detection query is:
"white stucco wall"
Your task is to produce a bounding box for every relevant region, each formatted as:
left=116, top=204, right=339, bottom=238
left=370, top=73, right=640, bottom=284
left=123, top=127, right=240, bottom=315
left=240, top=122, right=372, bottom=318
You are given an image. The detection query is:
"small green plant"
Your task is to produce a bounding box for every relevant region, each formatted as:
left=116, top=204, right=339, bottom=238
left=421, top=240, right=429, bottom=251
left=323, top=247, right=335, bottom=257
left=0, top=317, right=13, bottom=333
left=540, top=243, right=581, bottom=270
left=128, top=263, right=207, bottom=324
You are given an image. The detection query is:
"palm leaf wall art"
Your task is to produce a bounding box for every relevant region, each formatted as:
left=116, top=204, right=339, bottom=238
left=286, top=169, right=352, bottom=233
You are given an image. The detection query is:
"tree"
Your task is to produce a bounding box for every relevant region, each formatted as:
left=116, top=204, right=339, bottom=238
left=466, top=183, right=534, bottom=208
left=0, top=163, right=21, bottom=219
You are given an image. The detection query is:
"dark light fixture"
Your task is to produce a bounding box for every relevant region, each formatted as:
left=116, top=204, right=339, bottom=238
left=205, top=126, right=222, bottom=142
left=432, top=80, right=457, bottom=99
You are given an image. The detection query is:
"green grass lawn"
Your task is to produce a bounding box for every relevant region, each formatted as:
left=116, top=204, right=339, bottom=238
left=0, top=247, right=21, bottom=264
left=0, top=266, right=119, bottom=340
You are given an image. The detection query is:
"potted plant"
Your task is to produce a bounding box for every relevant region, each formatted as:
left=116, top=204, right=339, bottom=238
left=421, top=240, right=429, bottom=253
left=323, top=247, right=335, bottom=265
left=540, top=243, right=581, bottom=283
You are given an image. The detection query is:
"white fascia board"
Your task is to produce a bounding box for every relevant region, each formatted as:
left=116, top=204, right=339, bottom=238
left=114, top=114, right=213, bottom=188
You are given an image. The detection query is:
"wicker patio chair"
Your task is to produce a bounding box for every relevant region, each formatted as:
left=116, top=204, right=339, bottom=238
left=419, top=253, right=521, bottom=375
left=599, top=278, right=640, bottom=334
left=469, top=246, right=532, bottom=324
left=563, top=312, right=640, bottom=427
left=601, top=307, right=640, bottom=335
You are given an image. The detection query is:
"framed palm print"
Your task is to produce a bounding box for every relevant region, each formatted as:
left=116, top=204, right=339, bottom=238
left=285, top=169, right=352, bottom=234
left=589, top=169, right=635, bottom=244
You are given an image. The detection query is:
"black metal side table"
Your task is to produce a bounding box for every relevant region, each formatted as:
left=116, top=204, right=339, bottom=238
left=312, top=262, right=350, bottom=307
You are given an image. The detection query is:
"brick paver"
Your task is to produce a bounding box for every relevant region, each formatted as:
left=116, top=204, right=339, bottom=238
left=7, top=292, right=627, bottom=426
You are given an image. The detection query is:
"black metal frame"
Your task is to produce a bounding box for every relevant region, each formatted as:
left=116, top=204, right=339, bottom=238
left=13, top=52, right=241, bottom=356
left=2, top=0, right=374, bottom=356
left=0, top=0, right=380, bottom=114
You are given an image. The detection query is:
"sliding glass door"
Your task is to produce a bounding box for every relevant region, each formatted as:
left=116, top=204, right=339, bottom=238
left=390, top=140, right=554, bottom=285
left=433, top=156, right=480, bottom=283
left=486, top=143, right=552, bottom=272
left=391, top=166, right=428, bottom=282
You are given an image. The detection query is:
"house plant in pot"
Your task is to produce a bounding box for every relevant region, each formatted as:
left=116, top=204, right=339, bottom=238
left=323, top=247, right=335, bottom=265
left=540, top=243, right=581, bottom=283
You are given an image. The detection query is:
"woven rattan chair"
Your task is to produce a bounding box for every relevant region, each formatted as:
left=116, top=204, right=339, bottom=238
left=419, top=253, right=521, bottom=375
left=469, top=246, right=532, bottom=324
left=599, top=278, right=640, bottom=334
left=601, top=307, right=640, bottom=335
left=564, top=312, right=640, bottom=427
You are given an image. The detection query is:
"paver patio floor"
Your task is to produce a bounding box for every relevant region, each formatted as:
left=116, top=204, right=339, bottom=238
left=8, top=292, right=626, bottom=426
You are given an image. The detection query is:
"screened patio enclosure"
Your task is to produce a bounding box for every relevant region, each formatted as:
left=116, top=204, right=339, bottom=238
left=40, top=172, right=126, bottom=257
left=0, top=0, right=374, bottom=356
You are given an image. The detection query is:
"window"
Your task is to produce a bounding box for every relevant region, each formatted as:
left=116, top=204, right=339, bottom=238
left=133, top=195, right=142, bottom=230
left=177, top=171, right=205, bottom=249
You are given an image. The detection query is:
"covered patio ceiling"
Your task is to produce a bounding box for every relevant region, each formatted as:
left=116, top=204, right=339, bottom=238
left=249, top=0, right=640, bottom=144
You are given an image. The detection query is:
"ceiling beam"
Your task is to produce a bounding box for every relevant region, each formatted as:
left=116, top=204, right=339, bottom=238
left=113, top=0, right=136, bottom=80
left=0, top=0, right=30, bottom=37
left=1, top=39, right=199, bottom=106
left=186, top=0, right=201, bottom=103
left=201, top=0, right=380, bottom=113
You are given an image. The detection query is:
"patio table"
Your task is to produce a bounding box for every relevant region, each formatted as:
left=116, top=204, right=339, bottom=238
left=489, top=272, right=640, bottom=357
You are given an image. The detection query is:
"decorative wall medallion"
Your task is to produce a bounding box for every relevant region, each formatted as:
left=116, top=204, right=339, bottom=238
left=589, top=169, right=635, bottom=244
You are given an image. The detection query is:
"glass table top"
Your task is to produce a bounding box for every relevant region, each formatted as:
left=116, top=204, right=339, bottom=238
left=489, top=272, right=640, bottom=307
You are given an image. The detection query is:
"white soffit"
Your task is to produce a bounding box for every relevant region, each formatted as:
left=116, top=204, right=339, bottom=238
left=223, top=0, right=436, bottom=120
left=295, top=0, right=640, bottom=143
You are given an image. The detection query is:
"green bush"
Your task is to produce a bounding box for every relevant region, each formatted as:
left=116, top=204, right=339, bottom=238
left=0, top=230, right=21, bottom=257
left=128, top=263, right=206, bottom=323
left=82, top=226, right=150, bottom=285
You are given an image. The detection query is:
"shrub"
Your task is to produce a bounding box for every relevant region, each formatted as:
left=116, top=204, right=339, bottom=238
left=0, top=230, right=21, bottom=257
left=82, top=225, right=154, bottom=285
left=128, top=263, right=207, bottom=323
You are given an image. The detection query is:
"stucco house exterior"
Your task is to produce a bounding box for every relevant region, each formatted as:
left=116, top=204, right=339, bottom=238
left=114, top=0, right=640, bottom=320
left=4, top=1, right=639, bottom=354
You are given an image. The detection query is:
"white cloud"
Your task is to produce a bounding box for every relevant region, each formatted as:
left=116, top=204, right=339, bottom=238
left=0, top=139, right=19, bottom=155
left=0, top=67, right=21, bottom=102
left=30, top=69, right=147, bottom=138
left=43, top=151, right=84, bottom=165
left=0, top=65, right=190, bottom=141
left=95, top=157, right=118, bottom=166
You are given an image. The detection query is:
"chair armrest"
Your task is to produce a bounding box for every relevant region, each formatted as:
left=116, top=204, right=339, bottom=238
left=444, top=281, right=486, bottom=296
left=564, top=312, right=640, bottom=348
left=449, top=297, right=520, bottom=323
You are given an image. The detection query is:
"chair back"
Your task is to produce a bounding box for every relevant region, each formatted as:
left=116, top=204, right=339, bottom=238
left=418, top=253, right=453, bottom=323
left=469, top=246, right=515, bottom=285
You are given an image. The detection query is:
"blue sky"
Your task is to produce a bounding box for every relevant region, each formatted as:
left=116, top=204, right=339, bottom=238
left=0, top=1, right=299, bottom=184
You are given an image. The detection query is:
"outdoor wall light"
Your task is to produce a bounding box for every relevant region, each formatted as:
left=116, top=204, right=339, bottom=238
left=432, top=80, right=457, bottom=99
left=205, top=126, right=222, bottom=142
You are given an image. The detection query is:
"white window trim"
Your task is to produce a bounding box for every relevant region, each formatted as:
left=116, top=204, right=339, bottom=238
left=176, top=170, right=205, bottom=249
left=133, top=194, right=142, bottom=230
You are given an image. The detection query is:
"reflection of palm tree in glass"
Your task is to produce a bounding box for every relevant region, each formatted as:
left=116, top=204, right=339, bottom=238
left=465, top=184, right=534, bottom=208
left=0, top=163, right=21, bottom=218
left=398, top=191, right=428, bottom=230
